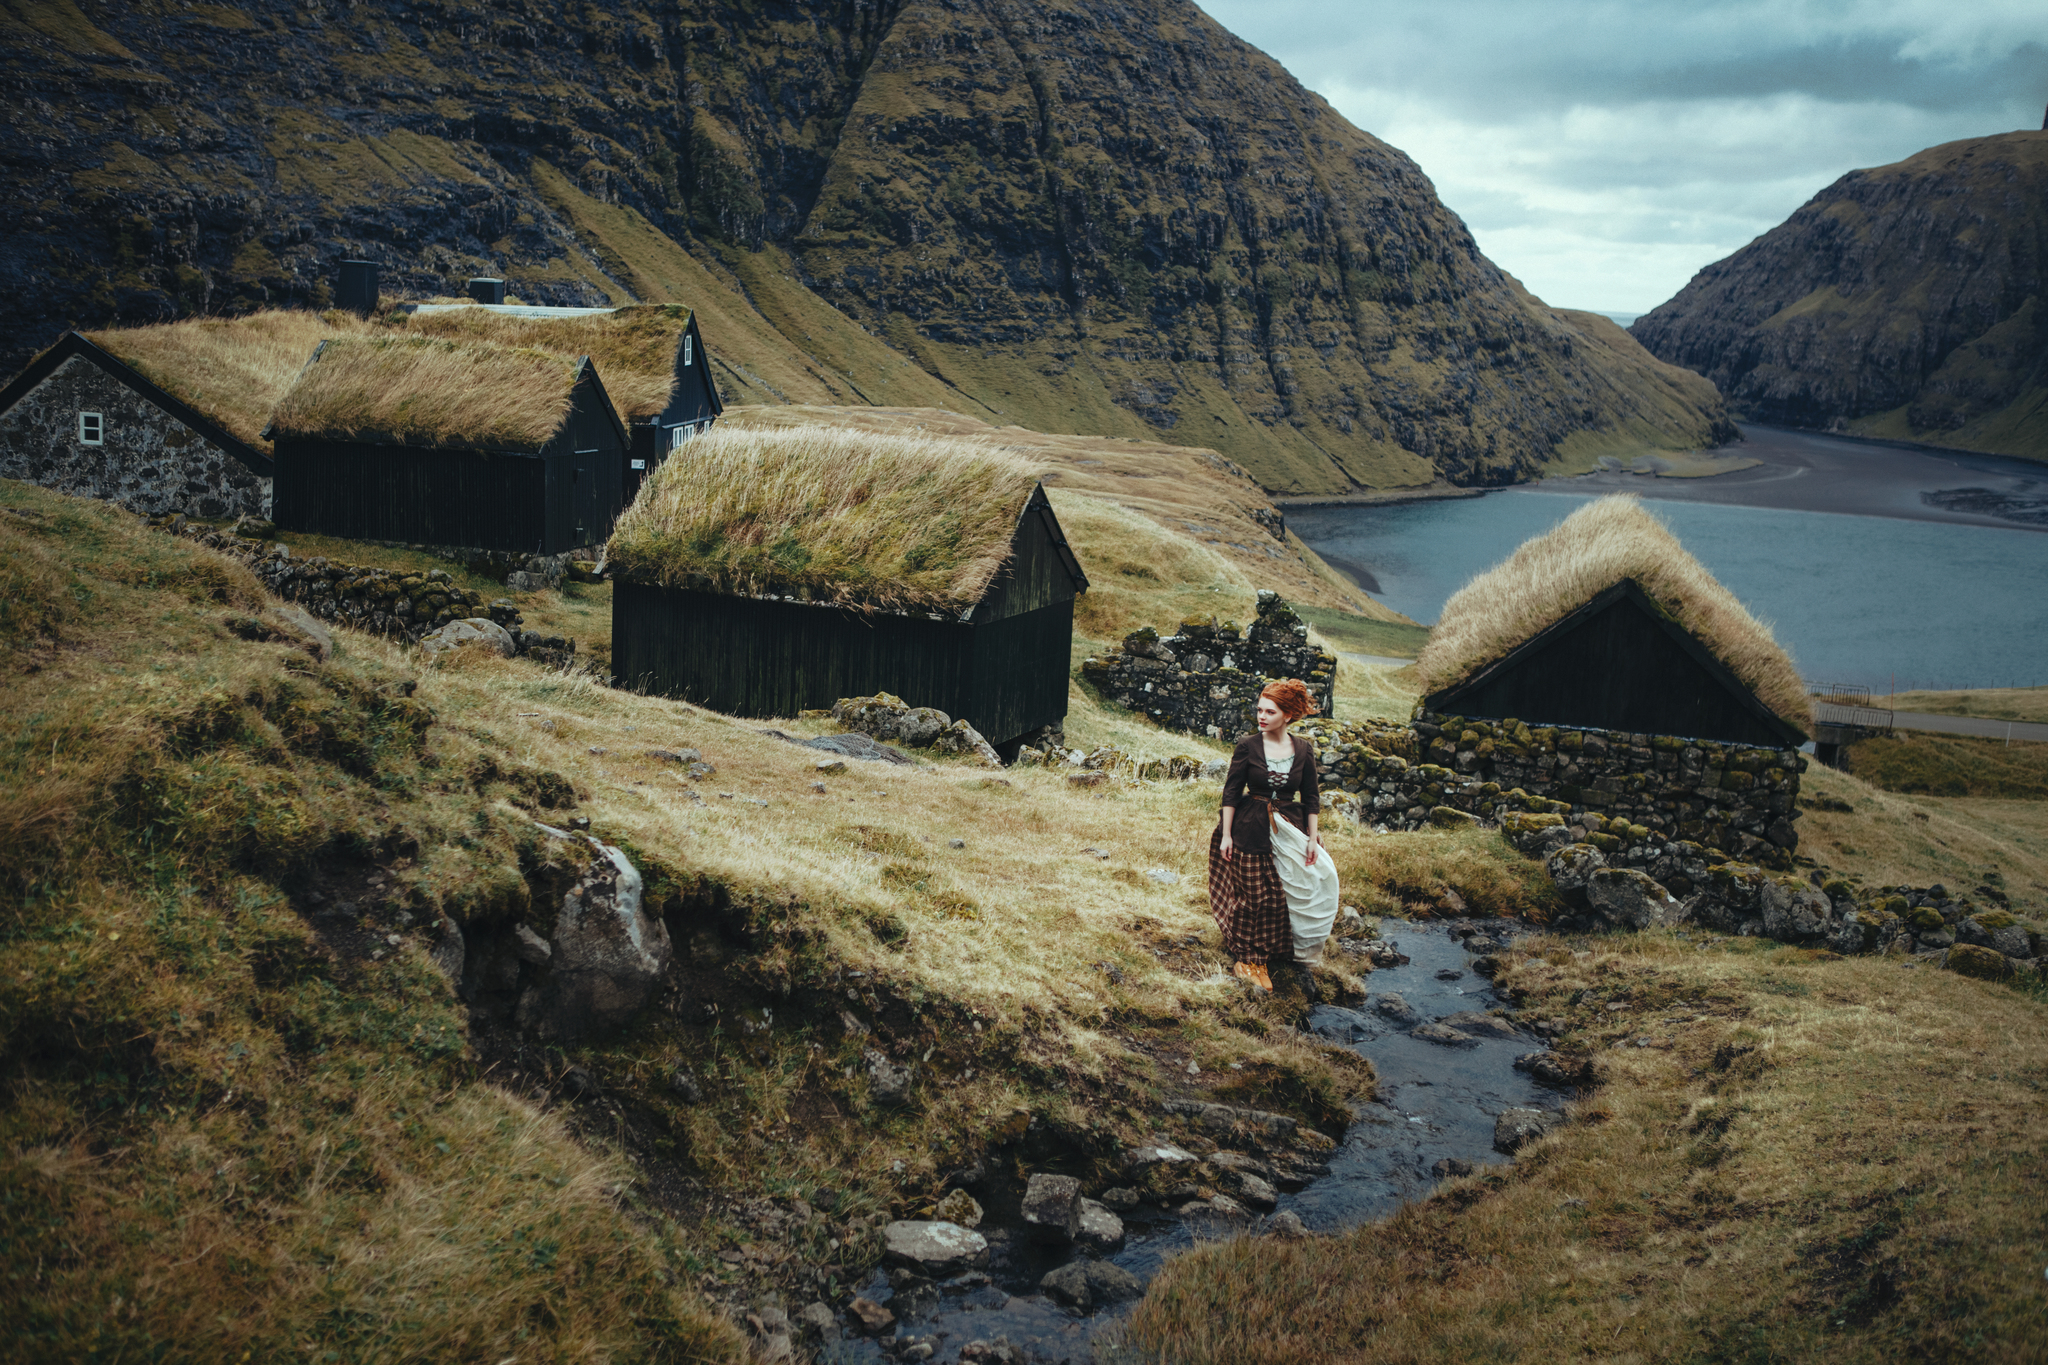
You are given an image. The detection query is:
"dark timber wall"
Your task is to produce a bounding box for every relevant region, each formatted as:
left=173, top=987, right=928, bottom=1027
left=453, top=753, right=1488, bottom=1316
left=1426, top=579, right=1805, bottom=748
left=612, top=585, right=1075, bottom=747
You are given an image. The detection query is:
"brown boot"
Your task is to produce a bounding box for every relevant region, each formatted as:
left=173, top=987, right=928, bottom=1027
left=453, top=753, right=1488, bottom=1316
left=1233, top=961, right=1273, bottom=993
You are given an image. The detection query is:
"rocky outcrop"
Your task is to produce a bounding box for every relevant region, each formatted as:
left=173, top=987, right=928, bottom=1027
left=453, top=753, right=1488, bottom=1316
left=830, top=694, right=1001, bottom=766
left=0, top=0, right=1732, bottom=494
left=1633, top=131, right=2048, bottom=457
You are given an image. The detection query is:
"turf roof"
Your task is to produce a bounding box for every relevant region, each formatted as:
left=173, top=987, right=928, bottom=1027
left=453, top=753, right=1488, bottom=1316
left=606, top=424, right=1044, bottom=611
left=1415, top=495, right=1811, bottom=729
left=267, top=336, right=585, bottom=451
left=395, top=304, right=690, bottom=427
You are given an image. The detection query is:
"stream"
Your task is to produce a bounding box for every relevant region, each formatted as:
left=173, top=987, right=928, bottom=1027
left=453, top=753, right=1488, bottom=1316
left=824, top=919, right=1566, bottom=1363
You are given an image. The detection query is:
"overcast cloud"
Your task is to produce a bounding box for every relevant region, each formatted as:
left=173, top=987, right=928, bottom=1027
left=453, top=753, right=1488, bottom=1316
left=1198, top=1, right=2046, bottom=314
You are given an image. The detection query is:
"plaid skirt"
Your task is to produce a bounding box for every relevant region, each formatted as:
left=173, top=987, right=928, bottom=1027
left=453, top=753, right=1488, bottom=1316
left=1207, top=823, right=1291, bottom=963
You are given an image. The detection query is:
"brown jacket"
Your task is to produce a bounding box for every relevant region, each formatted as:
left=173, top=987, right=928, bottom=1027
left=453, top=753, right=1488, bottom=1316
left=1214, top=732, right=1320, bottom=856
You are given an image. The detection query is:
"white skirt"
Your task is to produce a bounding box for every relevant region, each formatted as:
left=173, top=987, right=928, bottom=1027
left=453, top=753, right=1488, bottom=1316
left=1269, top=808, right=1339, bottom=963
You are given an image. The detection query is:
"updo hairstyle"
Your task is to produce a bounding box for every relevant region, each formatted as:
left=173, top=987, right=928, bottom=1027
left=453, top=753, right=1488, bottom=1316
left=1259, top=678, right=1319, bottom=723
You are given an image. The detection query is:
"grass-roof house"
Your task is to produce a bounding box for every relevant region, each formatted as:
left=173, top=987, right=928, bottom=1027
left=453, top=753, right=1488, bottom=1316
left=0, top=311, right=367, bottom=519
left=608, top=425, right=1088, bottom=754
left=1415, top=496, right=1811, bottom=747
left=399, top=303, right=721, bottom=502
left=268, top=335, right=628, bottom=555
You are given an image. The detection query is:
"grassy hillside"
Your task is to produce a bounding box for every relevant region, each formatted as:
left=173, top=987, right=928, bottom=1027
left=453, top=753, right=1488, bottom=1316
left=2, top=0, right=1734, bottom=493
left=1634, top=130, right=2048, bottom=459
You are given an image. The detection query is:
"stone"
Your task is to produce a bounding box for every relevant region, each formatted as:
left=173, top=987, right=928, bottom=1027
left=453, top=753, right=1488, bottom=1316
left=1146, top=866, right=1181, bottom=884
left=1206, top=1193, right=1251, bottom=1218
left=846, top=1297, right=895, bottom=1335
left=1759, top=879, right=1831, bottom=942
left=514, top=828, right=671, bottom=1041
left=1068, top=771, right=1108, bottom=788
left=1946, top=943, right=2014, bottom=981
left=881, top=1220, right=988, bottom=1275
left=814, top=758, right=847, bottom=774
left=1439, top=1010, right=1520, bottom=1040
left=794, top=1302, right=837, bottom=1341
left=1493, top=1107, right=1560, bottom=1154
left=1435, top=968, right=1464, bottom=981
left=269, top=604, right=332, bottom=660
left=932, top=1188, right=983, bottom=1228
left=1020, top=1173, right=1083, bottom=1242
left=802, top=731, right=914, bottom=765
left=1264, top=1210, right=1309, bottom=1240
left=511, top=923, right=552, bottom=965
left=1411, top=1021, right=1478, bottom=1046
left=960, top=1341, right=1024, bottom=1364
left=1307, top=1004, right=1378, bottom=1044
left=1546, top=844, right=1608, bottom=906
left=1075, top=1198, right=1126, bottom=1252
left=1513, top=1051, right=1592, bottom=1089
left=1373, top=992, right=1422, bottom=1026
left=1200, top=758, right=1229, bottom=782
left=897, top=706, right=952, bottom=748
left=1085, top=1261, right=1143, bottom=1305
left=1121, top=1142, right=1198, bottom=1173
left=1234, top=1174, right=1279, bottom=1211
left=1585, top=868, right=1686, bottom=931
left=1101, top=1186, right=1141, bottom=1211
left=1990, top=924, right=2033, bottom=959
left=1432, top=1157, right=1475, bottom=1178
left=863, top=1048, right=915, bottom=1106
left=1429, top=805, right=1479, bottom=828
left=949, top=838, right=966, bottom=848
left=1039, top=1260, right=1136, bottom=1310
left=419, top=616, right=517, bottom=659
left=1162, top=1099, right=1299, bottom=1141
left=668, top=1067, right=704, bottom=1104
left=930, top=718, right=1002, bottom=766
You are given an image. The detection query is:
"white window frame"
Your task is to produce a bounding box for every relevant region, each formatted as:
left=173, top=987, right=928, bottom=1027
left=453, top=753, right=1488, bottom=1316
left=669, top=423, right=691, bottom=450
left=683, top=335, right=693, bottom=367
left=78, top=411, right=104, bottom=445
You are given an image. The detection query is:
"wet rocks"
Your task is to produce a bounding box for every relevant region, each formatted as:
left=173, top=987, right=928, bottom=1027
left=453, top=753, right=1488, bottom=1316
left=1020, top=1173, right=1083, bottom=1243
left=1514, top=1051, right=1594, bottom=1089
left=1438, top=1010, right=1521, bottom=1040
left=1264, top=1210, right=1310, bottom=1240
left=1411, top=1020, right=1478, bottom=1047
left=1100, top=1187, right=1141, bottom=1211
left=1373, top=992, right=1421, bottom=1025
left=1432, top=1157, right=1475, bottom=1178
left=794, top=1302, right=837, bottom=1343
left=1120, top=1142, right=1198, bottom=1174
left=1233, top=1174, right=1279, bottom=1211
left=1493, top=1108, right=1560, bottom=1154
left=1039, top=1259, right=1142, bottom=1311
left=882, top=1220, right=989, bottom=1275
left=847, top=1297, right=896, bottom=1335
left=1162, top=1099, right=1299, bottom=1142
left=1307, top=1004, right=1378, bottom=1044
left=1074, top=1199, right=1125, bottom=1252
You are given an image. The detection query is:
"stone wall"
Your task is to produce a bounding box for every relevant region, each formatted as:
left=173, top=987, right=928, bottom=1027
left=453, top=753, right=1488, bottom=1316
left=154, top=516, right=581, bottom=665
left=1081, top=591, right=1337, bottom=740
left=0, top=354, right=270, bottom=519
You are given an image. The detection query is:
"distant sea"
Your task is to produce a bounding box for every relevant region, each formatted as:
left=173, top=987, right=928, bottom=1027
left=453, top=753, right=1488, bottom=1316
left=1291, top=489, right=2048, bottom=693
left=1590, top=310, right=1641, bottom=329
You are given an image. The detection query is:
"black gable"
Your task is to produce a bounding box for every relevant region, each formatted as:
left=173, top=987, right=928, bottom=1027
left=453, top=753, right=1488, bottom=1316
left=1425, top=579, right=1807, bottom=746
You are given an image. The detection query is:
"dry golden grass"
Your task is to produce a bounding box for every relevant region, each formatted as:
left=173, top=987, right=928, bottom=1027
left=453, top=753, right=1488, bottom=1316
left=1888, top=685, right=2048, bottom=725
left=1128, top=934, right=2048, bottom=1363
left=1796, top=761, right=2048, bottom=912
left=268, top=335, right=583, bottom=450
left=608, top=423, right=1043, bottom=609
left=84, top=308, right=374, bottom=454
left=1417, top=494, right=1811, bottom=730
left=395, top=302, right=689, bottom=426
left=720, top=405, right=1408, bottom=622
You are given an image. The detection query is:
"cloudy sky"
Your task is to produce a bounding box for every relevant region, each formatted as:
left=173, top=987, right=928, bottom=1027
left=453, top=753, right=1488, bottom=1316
left=1200, top=1, right=2045, bottom=317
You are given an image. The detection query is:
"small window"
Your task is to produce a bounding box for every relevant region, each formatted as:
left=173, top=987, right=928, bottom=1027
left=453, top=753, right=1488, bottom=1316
left=78, top=412, right=104, bottom=445
left=630, top=459, right=647, bottom=471
left=683, top=335, right=693, bottom=367
left=669, top=424, right=690, bottom=451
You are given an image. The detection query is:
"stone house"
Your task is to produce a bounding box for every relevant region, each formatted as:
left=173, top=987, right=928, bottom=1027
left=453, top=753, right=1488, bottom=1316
left=0, top=331, right=275, bottom=519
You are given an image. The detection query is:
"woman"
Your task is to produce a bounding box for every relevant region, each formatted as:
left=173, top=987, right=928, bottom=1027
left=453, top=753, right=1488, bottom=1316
left=1209, top=678, right=1341, bottom=998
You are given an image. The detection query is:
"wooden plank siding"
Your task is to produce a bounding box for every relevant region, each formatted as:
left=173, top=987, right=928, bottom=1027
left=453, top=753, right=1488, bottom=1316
left=1426, top=580, right=1806, bottom=747
left=625, top=313, right=723, bottom=504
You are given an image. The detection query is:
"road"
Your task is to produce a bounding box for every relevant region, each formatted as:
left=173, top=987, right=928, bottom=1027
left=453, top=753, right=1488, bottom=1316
left=1889, top=711, right=2048, bottom=744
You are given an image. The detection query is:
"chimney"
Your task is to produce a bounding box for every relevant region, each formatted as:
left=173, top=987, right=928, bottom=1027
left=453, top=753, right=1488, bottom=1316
left=337, top=260, right=379, bottom=316
left=467, top=277, right=507, bottom=305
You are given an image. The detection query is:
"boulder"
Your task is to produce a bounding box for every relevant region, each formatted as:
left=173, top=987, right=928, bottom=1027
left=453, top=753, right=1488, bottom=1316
left=1990, top=924, right=2034, bottom=959
left=1429, top=805, right=1479, bottom=828
left=1020, top=1173, right=1083, bottom=1242
left=1307, top=1004, right=1378, bottom=1044
left=930, top=719, right=1002, bottom=766
left=1946, top=943, right=2014, bottom=981
left=1431, top=1157, right=1475, bottom=1178
left=1438, top=1010, right=1521, bottom=1040
left=1759, top=879, right=1831, bottom=942
left=1546, top=844, right=1608, bottom=906
left=804, top=732, right=913, bottom=765
left=1513, top=1051, right=1594, bottom=1089
left=1075, top=1198, right=1125, bottom=1252
left=1585, top=868, right=1685, bottom=931
left=420, top=616, right=516, bottom=659
left=1264, top=1210, right=1310, bottom=1240
left=1161, top=1099, right=1298, bottom=1141
left=1100, top=1187, right=1141, bottom=1211
left=1040, top=1259, right=1143, bottom=1311
left=1493, top=1107, right=1559, bottom=1154
left=932, top=1188, right=983, bottom=1228
left=1410, top=1021, right=1478, bottom=1047
left=1373, top=992, right=1422, bottom=1026
left=847, top=1297, right=895, bottom=1335
left=1234, top=1174, right=1279, bottom=1211
left=863, top=1048, right=915, bottom=1106
left=514, top=828, right=671, bottom=1040
left=794, top=1302, right=838, bottom=1342
left=897, top=706, right=952, bottom=749
left=882, top=1220, right=989, bottom=1275
left=1121, top=1142, right=1198, bottom=1174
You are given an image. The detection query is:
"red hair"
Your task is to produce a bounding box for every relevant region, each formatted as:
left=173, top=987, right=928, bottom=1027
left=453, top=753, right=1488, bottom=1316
left=1260, top=678, right=1318, bottom=722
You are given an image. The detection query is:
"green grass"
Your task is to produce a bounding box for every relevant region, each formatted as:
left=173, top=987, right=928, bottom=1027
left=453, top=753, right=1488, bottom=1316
left=1845, top=731, right=2048, bottom=800
left=1296, top=604, right=1432, bottom=659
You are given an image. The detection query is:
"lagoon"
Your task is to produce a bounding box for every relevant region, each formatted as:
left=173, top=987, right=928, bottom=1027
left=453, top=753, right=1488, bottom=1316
left=1292, top=486, right=2048, bottom=693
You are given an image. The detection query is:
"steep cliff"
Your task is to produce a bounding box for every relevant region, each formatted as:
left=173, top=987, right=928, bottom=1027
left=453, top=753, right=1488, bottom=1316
left=1632, top=131, right=2048, bottom=459
left=1, top=0, right=1732, bottom=493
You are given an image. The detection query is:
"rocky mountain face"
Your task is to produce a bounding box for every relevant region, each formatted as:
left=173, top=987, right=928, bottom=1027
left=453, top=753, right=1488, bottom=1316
left=1, top=0, right=1732, bottom=493
left=1632, top=131, right=2048, bottom=459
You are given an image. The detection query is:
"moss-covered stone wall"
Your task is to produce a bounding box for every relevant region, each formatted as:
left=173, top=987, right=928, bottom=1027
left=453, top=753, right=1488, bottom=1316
left=1081, top=592, right=1337, bottom=741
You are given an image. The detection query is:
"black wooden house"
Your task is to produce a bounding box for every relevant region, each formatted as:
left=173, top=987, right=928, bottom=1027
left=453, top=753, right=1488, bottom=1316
left=613, top=483, right=1088, bottom=753
left=1424, top=577, right=1807, bottom=747
left=269, top=338, right=629, bottom=555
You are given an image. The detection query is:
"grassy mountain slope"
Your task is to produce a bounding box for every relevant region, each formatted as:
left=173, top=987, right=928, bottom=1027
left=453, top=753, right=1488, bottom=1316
left=2, top=0, right=1732, bottom=492
left=1633, top=131, right=2048, bottom=459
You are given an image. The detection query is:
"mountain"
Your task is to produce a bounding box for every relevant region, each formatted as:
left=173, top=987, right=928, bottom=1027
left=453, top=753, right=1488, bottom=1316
left=0, top=0, right=1732, bottom=494
left=1632, top=131, right=2048, bottom=459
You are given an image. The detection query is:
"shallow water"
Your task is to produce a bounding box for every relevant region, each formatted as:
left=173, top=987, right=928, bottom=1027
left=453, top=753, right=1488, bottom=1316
left=827, top=920, right=1560, bottom=1364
